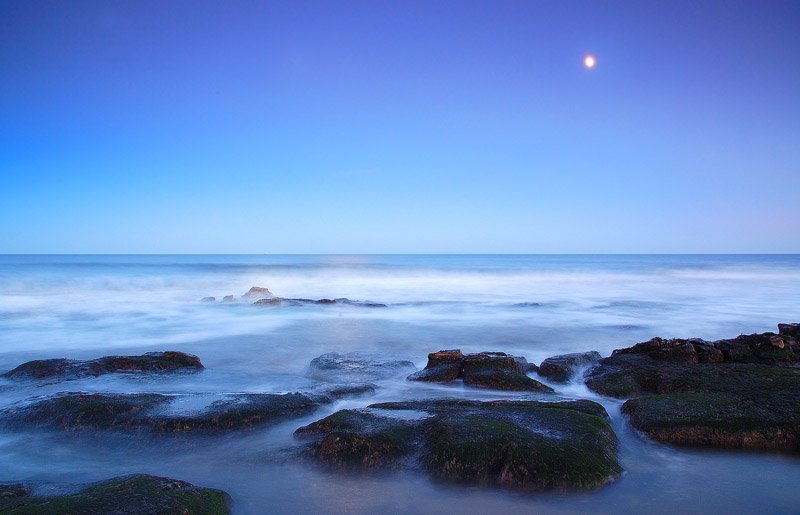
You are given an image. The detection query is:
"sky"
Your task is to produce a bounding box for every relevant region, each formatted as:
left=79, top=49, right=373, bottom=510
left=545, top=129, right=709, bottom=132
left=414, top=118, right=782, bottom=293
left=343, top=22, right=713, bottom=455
left=1, top=0, right=799, bottom=253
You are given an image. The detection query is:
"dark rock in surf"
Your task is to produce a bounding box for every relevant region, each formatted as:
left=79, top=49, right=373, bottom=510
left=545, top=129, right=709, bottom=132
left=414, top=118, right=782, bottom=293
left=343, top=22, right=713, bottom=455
left=295, top=399, right=621, bottom=491
left=407, top=350, right=552, bottom=392
left=585, top=323, right=800, bottom=451
left=200, top=296, right=216, bottom=303
left=461, top=352, right=551, bottom=392
left=253, top=297, right=387, bottom=308
left=537, top=351, right=602, bottom=383
left=0, top=475, right=231, bottom=514
left=0, top=385, right=375, bottom=433
left=308, top=352, right=416, bottom=382
left=253, top=297, right=281, bottom=306
left=2, top=351, right=204, bottom=381
left=221, top=295, right=236, bottom=302
left=407, top=350, right=464, bottom=382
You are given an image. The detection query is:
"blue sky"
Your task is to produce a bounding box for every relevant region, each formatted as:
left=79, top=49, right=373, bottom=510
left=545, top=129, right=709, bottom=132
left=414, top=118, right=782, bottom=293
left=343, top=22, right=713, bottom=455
left=1, top=0, right=799, bottom=253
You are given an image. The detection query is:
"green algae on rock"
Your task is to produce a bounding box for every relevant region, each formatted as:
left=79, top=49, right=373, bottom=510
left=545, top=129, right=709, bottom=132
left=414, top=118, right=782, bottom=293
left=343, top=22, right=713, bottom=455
left=1, top=386, right=375, bottom=433
left=295, top=399, right=621, bottom=491
left=0, top=475, right=231, bottom=514
left=585, top=323, right=800, bottom=451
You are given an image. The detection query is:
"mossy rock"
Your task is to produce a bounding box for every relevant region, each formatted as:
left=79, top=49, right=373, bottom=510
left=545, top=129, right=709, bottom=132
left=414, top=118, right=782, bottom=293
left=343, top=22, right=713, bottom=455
left=0, top=474, right=231, bottom=514
left=622, top=392, right=800, bottom=451
left=586, top=330, right=800, bottom=452
left=0, top=389, right=371, bottom=433
left=296, top=399, right=621, bottom=491
left=2, top=351, right=204, bottom=381
left=461, top=370, right=553, bottom=392
left=295, top=410, right=417, bottom=471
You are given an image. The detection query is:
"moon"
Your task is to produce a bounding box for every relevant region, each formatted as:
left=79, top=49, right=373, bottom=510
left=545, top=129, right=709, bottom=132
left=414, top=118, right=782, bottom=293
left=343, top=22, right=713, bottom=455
left=584, top=55, right=596, bottom=69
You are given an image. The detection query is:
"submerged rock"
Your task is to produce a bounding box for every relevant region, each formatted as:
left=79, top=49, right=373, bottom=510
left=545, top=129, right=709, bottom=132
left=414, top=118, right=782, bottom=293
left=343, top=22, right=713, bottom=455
left=585, top=323, right=800, bottom=451
left=538, top=351, right=602, bottom=383
left=1, top=385, right=374, bottom=433
left=2, top=351, right=204, bottom=381
left=0, top=474, right=230, bottom=514
left=308, top=352, right=416, bottom=382
left=295, top=399, right=621, bottom=491
left=407, top=350, right=552, bottom=392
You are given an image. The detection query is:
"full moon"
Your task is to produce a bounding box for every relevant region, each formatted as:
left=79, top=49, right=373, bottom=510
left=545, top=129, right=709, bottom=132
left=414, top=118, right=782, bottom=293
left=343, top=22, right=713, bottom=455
left=584, top=55, right=596, bottom=69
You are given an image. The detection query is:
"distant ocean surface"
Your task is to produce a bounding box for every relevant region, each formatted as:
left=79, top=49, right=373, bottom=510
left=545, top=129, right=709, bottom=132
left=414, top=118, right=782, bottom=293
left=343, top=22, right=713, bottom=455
left=1, top=254, right=799, bottom=514
left=1, top=254, right=799, bottom=357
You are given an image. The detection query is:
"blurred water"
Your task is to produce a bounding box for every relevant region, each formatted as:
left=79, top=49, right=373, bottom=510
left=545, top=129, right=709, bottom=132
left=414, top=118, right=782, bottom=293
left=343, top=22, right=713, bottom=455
left=0, top=254, right=799, bottom=513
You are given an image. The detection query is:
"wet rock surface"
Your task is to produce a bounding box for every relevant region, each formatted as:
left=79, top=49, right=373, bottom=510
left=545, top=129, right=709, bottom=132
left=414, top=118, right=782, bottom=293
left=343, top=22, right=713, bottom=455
left=537, top=351, right=602, bottom=383
left=586, top=324, right=800, bottom=451
left=0, top=474, right=230, bottom=514
left=308, top=352, right=416, bottom=382
left=2, top=351, right=204, bottom=381
left=0, top=385, right=374, bottom=433
left=295, top=399, right=621, bottom=491
left=408, top=350, right=553, bottom=392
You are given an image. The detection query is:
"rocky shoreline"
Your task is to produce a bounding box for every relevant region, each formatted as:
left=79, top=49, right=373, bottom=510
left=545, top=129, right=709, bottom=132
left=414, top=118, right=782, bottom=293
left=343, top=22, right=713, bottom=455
left=1, top=320, right=798, bottom=509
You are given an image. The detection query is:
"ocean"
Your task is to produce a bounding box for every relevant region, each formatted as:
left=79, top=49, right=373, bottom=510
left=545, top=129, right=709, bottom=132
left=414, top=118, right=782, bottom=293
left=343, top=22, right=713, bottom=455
left=1, top=254, right=799, bottom=513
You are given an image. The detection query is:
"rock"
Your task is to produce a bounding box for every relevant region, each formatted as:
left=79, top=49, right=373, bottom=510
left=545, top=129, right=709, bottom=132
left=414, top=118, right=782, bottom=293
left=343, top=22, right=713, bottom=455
left=0, top=386, right=374, bottom=433
left=407, top=350, right=464, bottom=382
left=309, top=383, right=377, bottom=401
left=537, top=351, right=602, bottom=383
left=221, top=295, right=236, bottom=302
left=295, top=399, right=621, bottom=491
left=295, top=409, right=416, bottom=471
left=0, top=475, right=230, bottom=514
left=308, top=352, right=416, bottom=382
left=200, top=296, right=216, bottom=302
left=463, top=369, right=553, bottom=392
left=461, top=353, right=552, bottom=392
left=778, top=323, right=800, bottom=340
left=2, top=351, right=204, bottom=381
left=0, top=483, right=28, bottom=499
left=333, top=298, right=387, bottom=308
left=612, top=337, right=699, bottom=364
left=584, top=325, right=800, bottom=451
left=621, top=384, right=800, bottom=451
left=253, top=297, right=281, bottom=306
left=694, top=342, right=725, bottom=363
left=242, top=286, right=275, bottom=301
left=408, top=350, right=553, bottom=392
left=252, top=297, right=387, bottom=308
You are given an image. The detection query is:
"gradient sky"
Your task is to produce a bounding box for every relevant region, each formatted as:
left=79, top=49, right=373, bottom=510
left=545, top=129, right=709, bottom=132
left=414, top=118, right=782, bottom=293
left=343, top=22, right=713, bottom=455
left=2, top=0, right=799, bottom=253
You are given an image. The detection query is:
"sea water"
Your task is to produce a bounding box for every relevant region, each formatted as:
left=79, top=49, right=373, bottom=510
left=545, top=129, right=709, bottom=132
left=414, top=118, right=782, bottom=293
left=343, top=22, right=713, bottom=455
left=0, top=254, right=799, bottom=514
